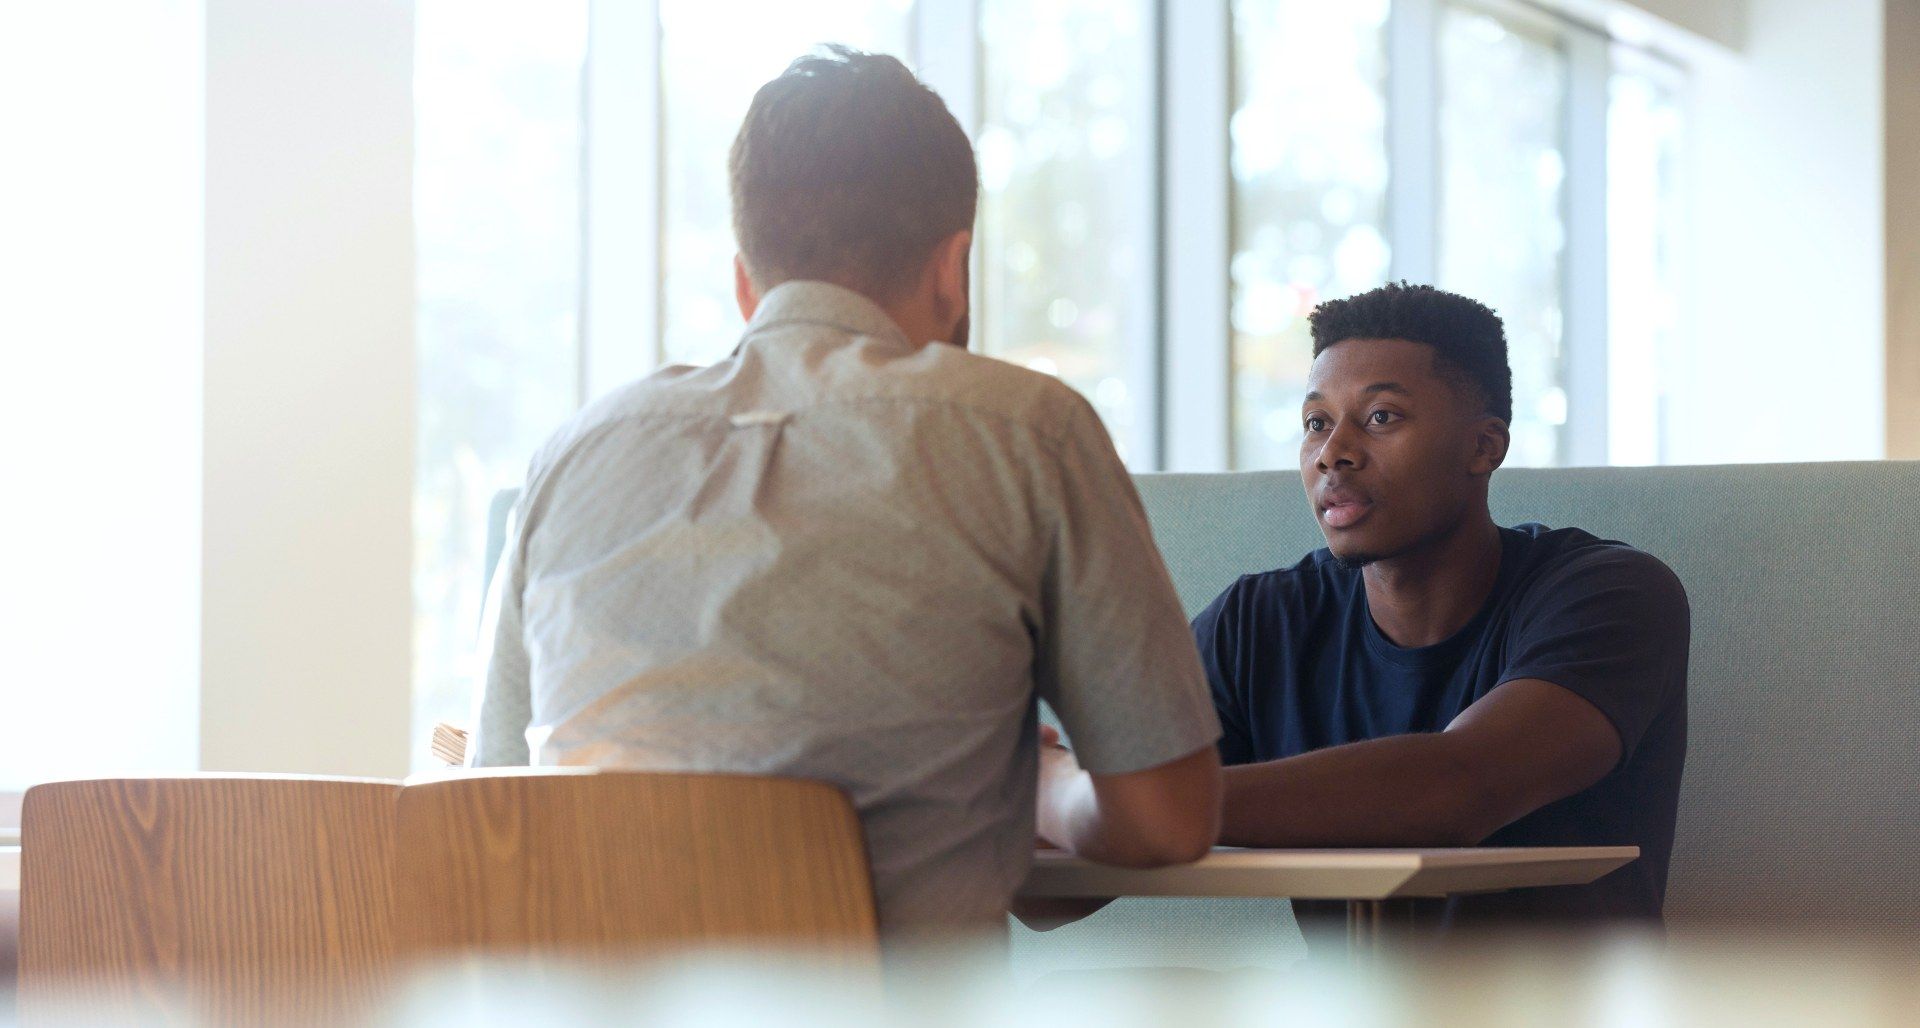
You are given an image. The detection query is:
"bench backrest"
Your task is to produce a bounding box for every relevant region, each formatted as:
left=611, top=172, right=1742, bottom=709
left=1133, top=462, right=1920, bottom=932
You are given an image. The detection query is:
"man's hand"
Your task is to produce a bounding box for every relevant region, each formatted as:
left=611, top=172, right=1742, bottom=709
left=1034, top=724, right=1078, bottom=850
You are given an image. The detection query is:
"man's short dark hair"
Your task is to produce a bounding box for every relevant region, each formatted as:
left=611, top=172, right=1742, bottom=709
left=1308, top=282, right=1513, bottom=424
left=729, top=46, right=978, bottom=302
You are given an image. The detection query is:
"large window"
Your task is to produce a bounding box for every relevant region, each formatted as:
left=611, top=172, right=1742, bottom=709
left=977, top=0, right=1156, bottom=464
left=1436, top=2, right=1570, bottom=467
left=659, top=0, right=914, bottom=366
left=413, top=0, right=588, bottom=747
left=1228, top=0, right=1391, bottom=470
left=1606, top=55, right=1685, bottom=466
left=413, top=0, right=1693, bottom=751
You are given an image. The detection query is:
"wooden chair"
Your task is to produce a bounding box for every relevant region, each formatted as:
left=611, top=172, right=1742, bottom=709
left=392, top=768, right=879, bottom=968
left=19, top=776, right=401, bottom=1024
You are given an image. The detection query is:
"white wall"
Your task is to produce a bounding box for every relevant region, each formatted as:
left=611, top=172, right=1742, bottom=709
left=1665, top=0, right=1886, bottom=464
left=1887, top=0, right=1920, bottom=459
left=201, top=0, right=414, bottom=777
left=0, top=1, right=205, bottom=790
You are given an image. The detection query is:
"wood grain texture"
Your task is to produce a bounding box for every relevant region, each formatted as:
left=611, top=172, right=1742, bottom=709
left=393, top=769, right=878, bottom=968
left=18, top=776, right=400, bottom=1025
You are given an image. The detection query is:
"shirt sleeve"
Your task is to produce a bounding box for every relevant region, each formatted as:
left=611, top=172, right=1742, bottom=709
left=1498, top=546, right=1690, bottom=765
left=1034, top=398, right=1222, bottom=775
left=1192, top=581, right=1257, bottom=766
left=466, top=499, right=533, bottom=767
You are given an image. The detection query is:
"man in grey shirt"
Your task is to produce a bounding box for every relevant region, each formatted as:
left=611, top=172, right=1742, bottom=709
left=469, top=47, right=1221, bottom=939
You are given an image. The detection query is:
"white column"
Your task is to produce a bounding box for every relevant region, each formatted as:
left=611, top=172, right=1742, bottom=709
left=0, top=0, right=205, bottom=789
left=201, top=0, right=415, bottom=776
left=1672, top=0, right=1884, bottom=464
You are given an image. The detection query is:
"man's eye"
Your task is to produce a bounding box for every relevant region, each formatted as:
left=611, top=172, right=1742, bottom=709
left=1369, top=410, right=1398, bottom=425
left=1305, top=416, right=1328, bottom=432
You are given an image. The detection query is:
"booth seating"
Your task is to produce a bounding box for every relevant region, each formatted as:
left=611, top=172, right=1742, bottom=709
left=488, top=461, right=1920, bottom=967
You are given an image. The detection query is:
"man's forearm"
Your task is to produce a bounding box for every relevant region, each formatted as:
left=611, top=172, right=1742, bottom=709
left=1038, top=768, right=1183, bottom=867
left=1036, top=743, right=1221, bottom=867
left=1219, top=733, right=1507, bottom=848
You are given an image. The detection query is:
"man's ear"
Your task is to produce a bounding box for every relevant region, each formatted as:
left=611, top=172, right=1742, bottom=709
left=1471, top=417, right=1511, bottom=476
left=734, top=254, right=760, bottom=322
left=928, top=229, right=971, bottom=325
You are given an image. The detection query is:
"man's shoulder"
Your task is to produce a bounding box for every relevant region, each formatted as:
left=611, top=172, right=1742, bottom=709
left=522, top=363, right=715, bottom=477
left=890, top=343, right=1099, bottom=444
left=521, top=343, right=1101, bottom=485
left=1507, top=524, right=1689, bottom=611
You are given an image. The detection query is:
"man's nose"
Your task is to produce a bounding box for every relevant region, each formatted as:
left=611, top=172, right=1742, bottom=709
left=1314, top=421, right=1366, bottom=472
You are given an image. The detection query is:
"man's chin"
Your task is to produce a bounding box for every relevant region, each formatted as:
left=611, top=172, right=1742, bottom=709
left=1330, top=551, right=1380, bottom=571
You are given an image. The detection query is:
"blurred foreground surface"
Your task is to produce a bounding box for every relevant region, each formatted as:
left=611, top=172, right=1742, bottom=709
left=9, top=931, right=1920, bottom=1026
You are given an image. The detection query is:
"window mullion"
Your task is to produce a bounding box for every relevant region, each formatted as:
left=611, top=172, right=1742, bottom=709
left=1161, top=0, right=1232, bottom=472
left=1387, top=0, right=1439, bottom=285
left=913, top=0, right=986, bottom=439
left=1563, top=27, right=1611, bottom=466
left=581, top=0, right=663, bottom=402
left=913, top=0, right=980, bottom=132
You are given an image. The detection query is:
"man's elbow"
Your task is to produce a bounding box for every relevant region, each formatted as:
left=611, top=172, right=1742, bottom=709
left=1434, top=756, right=1522, bottom=847
left=1105, top=822, right=1217, bottom=867
left=1085, top=745, right=1223, bottom=866
left=1119, top=792, right=1222, bottom=866
left=1153, top=824, right=1219, bottom=866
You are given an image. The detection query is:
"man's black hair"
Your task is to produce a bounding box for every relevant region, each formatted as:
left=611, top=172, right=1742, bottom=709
left=1307, top=282, right=1513, bottom=424
left=729, top=46, right=977, bottom=302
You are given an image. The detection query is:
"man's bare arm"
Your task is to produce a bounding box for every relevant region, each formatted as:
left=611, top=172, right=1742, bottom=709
left=1218, top=678, right=1620, bottom=848
left=1037, top=730, right=1223, bottom=866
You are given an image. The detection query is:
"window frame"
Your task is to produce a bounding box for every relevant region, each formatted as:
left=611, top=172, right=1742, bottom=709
left=571, top=0, right=1669, bottom=472
left=1604, top=40, right=1691, bottom=467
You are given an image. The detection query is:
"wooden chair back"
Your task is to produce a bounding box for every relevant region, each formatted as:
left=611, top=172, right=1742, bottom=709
left=19, top=776, right=400, bottom=1024
left=393, top=769, right=878, bottom=966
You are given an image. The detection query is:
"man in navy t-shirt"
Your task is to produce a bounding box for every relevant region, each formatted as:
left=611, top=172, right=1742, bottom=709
left=1194, top=282, right=1689, bottom=935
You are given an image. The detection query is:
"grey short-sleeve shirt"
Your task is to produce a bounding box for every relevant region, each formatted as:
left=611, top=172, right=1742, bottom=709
left=468, top=281, right=1219, bottom=936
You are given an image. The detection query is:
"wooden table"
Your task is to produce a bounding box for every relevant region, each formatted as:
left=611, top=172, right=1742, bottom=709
left=0, top=845, right=1636, bottom=952
left=1018, top=845, right=1638, bottom=951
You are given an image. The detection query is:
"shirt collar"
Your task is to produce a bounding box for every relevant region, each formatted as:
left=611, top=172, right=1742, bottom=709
left=742, top=280, right=912, bottom=349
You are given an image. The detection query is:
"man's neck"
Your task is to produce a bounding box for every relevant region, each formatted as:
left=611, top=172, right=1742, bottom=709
left=1361, top=514, right=1504, bottom=648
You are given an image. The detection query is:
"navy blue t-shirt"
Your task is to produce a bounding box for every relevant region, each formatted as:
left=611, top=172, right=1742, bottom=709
left=1193, top=524, right=1689, bottom=930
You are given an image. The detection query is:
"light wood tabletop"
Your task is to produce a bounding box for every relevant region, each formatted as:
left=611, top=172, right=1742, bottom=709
left=1018, top=845, right=1638, bottom=900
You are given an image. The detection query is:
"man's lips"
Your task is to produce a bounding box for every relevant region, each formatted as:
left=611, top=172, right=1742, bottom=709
left=1317, top=487, right=1374, bottom=529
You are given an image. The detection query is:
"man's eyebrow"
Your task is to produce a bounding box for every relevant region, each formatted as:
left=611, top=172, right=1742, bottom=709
left=1302, top=382, right=1412, bottom=404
